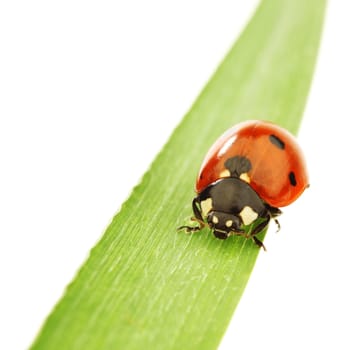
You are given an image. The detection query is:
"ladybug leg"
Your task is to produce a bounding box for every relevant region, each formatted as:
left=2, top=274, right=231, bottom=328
left=252, top=236, right=266, bottom=251
left=247, top=206, right=282, bottom=249
left=228, top=227, right=245, bottom=236
left=177, top=222, right=204, bottom=233
left=233, top=226, right=267, bottom=251
left=177, top=198, right=206, bottom=233
left=250, top=216, right=270, bottom=236
left=247, top=215, right=271, bottom=250
left=266, top=205, right=282, bottom=232
left=191, top=197, right=204, bottom=222
left=274, top=219, right=281, bottom=232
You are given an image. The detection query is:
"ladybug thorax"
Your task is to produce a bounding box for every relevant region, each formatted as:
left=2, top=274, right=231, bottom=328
left=197, top=177, right=268, bottom=239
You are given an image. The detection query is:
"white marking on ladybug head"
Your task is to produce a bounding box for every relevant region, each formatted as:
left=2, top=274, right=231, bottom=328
left=219, top=169, right=230, bottom=178
left=239, top=172, right=251, bottom=183
left=200, top=198, right=213, bottom=217
left=239, top=206, right=258, bottom=225
left=225, top=220, right=233, bottom=228
left=212, top=215, right=219, bottom=224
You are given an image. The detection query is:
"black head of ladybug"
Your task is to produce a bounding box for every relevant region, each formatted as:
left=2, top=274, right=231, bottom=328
left=206, top=210, right=243, bottom=239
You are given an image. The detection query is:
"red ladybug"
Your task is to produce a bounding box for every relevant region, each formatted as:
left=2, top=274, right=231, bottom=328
left=179, top=120, right=309, bottom=249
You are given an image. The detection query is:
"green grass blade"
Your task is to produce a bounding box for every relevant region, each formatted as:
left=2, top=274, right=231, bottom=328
left=31, top=1, right=326, bottom=349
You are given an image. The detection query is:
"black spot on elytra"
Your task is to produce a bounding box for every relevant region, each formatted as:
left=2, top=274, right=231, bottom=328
left=269, top=134, right=285, bottom=150
left=289, top=171, right=297, bottom=186
left=224, top=156, right=252, bottom=178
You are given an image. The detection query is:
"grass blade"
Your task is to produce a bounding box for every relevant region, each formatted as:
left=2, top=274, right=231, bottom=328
left=31, top=1, right=326, bottom=349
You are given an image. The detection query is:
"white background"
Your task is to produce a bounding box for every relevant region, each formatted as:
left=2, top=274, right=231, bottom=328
left=1, top=1, right=349, bottom=349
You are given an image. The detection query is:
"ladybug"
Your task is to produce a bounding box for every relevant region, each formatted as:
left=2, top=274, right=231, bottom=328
left=178, top=120, right=309, bottom=250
